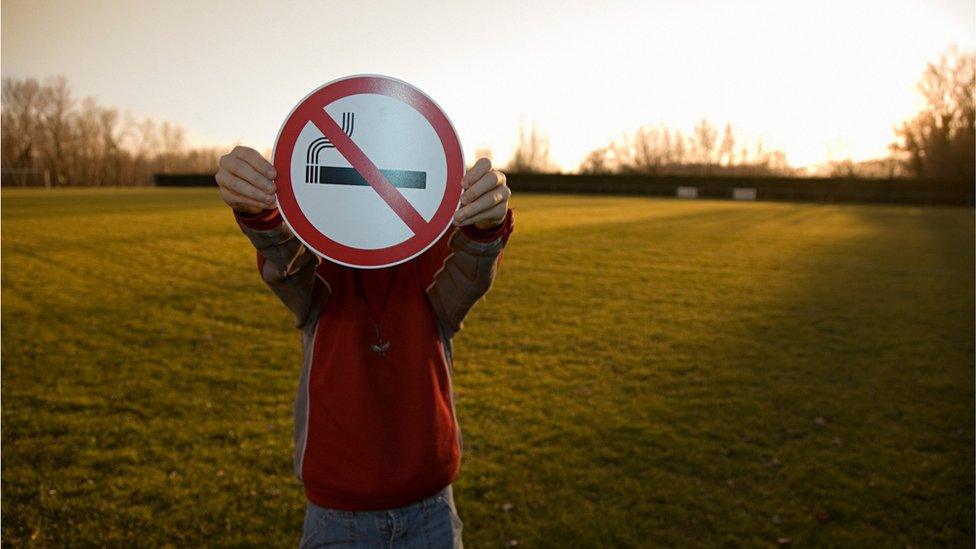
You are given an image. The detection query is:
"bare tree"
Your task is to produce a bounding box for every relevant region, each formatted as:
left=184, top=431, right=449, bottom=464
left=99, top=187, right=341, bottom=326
left=1, top=76, right=226, bottom=186
left=578, top=121, right=792, bottom=176
left=633, top=126, right=665, bottom=174
left=829, top=158, right=858, bottom=178
left=158, top=122, right=187, bottom=173
left=828, top=157, right=904, bottom=179
left=672, top=130, right=687, bottom=164
left=507, top=122, right=554, bottom=173
left=617, top=125, right=694, bottom=174
left=718, top=122, right=736, bottom=167
left=39, top=76, right=74, bottom=185
left=890, top=45, right=975, bottom=180
left=2, top=78, right=44, bottom=170
left=72, top=97, right=94, bottom=184
left=578, top=147, right=615, bottom=174
left=661, top=128, right=673, bottom=165
left=693, top=118, right=717, bottom=171
left=97, top=106, right=123, bottom=184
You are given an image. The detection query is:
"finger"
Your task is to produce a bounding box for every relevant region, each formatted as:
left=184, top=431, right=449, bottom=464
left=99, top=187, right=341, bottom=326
left=460, top=170, right=505, bottom=206
left=458, top=202, right=507, bottom=227
left=461, top=157, right=492, bottom=188
left=233, top=146, right=277, bottom=180
left=217, top=170, right=276, bottom=207
left=220, top=185, right=270, bottom=213
left=454, top=184, right=510, bottom=223
left=220, top=154, right=275, bottom=194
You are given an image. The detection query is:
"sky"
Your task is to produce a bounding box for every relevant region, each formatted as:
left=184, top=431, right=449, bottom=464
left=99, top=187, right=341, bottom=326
left=2, top=0, right=974, bottom=171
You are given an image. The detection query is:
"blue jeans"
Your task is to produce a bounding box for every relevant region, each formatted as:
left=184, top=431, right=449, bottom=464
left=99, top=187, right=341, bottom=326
left=300, top=485, right=463, bottom=548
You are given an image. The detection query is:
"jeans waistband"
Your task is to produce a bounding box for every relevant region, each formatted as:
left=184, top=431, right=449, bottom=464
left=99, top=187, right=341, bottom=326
left=310, top=484, right=451, bottom=518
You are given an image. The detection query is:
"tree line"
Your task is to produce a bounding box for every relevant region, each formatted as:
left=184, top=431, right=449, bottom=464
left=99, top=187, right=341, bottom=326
left=2, top=47, right=971, bottom=186
left=1, top=76, right=222, bottom=186
left=503, top=119, right=795, bottom=177
left=506, top=46, right=974, bottom=180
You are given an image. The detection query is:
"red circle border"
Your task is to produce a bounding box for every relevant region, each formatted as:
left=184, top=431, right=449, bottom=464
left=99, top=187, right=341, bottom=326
left=272, top=75, right=463, bottom=268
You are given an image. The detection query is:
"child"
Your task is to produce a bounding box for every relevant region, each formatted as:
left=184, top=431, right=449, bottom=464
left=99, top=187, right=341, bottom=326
left=216, top=146, right=513, bottom=548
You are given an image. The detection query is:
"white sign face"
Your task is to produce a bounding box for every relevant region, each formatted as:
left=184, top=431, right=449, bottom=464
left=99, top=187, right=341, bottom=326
left=273, top=75, right=464, bottom=269
left=290, top=94, right=448, bottom=250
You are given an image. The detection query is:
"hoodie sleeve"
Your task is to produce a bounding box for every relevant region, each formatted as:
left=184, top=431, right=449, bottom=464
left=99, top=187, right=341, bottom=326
left=234, top=208, right=331, bottom=329
left=424, top=209, right=514, bottom=337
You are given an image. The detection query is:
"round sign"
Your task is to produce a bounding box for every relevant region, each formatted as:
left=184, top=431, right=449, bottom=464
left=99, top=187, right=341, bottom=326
left=272, top=75, right=464, bottom=268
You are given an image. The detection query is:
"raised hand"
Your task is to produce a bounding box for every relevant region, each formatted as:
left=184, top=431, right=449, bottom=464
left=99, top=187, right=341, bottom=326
left=215, top=146, right=278, bottom=214
left=453, top=157, right=511, bottom=229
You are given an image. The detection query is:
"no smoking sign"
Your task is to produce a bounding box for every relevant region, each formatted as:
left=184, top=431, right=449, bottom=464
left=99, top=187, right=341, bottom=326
left=272, top=75, right=464, bottom=268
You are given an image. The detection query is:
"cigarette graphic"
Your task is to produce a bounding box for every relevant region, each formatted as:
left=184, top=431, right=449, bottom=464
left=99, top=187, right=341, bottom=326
left=305, top=112, right=427, bottom=189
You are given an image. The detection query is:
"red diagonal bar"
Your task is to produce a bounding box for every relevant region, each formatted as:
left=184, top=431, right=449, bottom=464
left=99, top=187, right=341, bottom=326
left=309, top=109, right=427, bottom=235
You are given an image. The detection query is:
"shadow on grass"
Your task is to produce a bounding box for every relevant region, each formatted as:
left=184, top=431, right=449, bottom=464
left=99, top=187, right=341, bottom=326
left=452, top=202, right=974, bottom=547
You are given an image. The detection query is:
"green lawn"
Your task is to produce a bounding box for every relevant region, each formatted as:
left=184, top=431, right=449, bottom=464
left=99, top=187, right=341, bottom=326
left=2, top=188, right=973, bottom=547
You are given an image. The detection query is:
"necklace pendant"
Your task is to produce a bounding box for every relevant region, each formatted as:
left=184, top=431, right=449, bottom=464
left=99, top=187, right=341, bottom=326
left=371, top=339, right=391, bottom=357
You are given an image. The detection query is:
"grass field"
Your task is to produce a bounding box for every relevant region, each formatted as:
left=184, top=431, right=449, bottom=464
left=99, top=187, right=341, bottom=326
left=2, top=188, right=973, bottom=547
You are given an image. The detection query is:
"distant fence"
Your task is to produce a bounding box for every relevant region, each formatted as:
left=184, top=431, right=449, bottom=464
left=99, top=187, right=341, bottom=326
left=155, top=174, right=217, bottom=187
left=154, top=172, right=975, bottom=206
left=2, top=169, right=51, bottom=188
left=505, top=174, right=974, bottom=206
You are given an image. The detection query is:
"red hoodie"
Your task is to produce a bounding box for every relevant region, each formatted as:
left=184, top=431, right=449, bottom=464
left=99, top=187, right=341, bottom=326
left=236, top=208, right=513, bottom=510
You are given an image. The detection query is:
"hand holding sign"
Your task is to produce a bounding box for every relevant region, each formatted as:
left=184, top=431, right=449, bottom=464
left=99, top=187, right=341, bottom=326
left=220, top=75, right=510, bottom=266
left=455, top=157, right=510, bottom=229
left=216, top=146, right=278, bottom=214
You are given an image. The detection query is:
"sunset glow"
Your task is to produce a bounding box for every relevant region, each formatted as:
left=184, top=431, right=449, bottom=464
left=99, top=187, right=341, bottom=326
left=3, top=0, right=973, bottom=171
